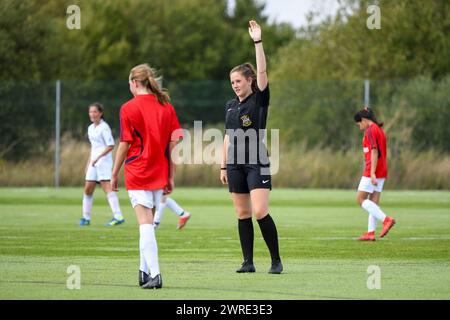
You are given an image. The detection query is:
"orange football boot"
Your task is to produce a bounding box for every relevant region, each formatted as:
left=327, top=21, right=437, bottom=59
left=357, top=231, right=376, bottom=241
left=380, top=216, right=396, bottom=238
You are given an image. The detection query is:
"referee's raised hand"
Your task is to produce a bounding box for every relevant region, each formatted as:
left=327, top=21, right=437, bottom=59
left=248, top=20, right=262, bottom=42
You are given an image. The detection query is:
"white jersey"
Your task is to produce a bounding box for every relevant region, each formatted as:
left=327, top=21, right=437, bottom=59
left=87, top=119, right=115, bottom=160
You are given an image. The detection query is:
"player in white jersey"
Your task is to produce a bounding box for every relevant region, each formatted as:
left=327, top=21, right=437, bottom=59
left=154, top=195, right=191, bottom=230
left=79, top=102, right=124, bottom=226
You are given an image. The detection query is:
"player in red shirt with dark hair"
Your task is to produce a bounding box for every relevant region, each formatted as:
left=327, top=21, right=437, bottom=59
left=354, top=107, right=396, bottom=241
left=112, top=63, right=182, bottom=289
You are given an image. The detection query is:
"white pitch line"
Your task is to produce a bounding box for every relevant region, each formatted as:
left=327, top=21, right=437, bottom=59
left=402, top=237, right=450, bottom=240
left=309, top=237, right=450, bottom=240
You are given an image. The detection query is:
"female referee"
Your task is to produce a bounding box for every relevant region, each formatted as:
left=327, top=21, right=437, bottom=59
left=79, top=103, right=124, bottom=227
left=221, top=20, right=282, bottom=274
left=354, top=107, right=396, bottom=241
left=111, top=64, right=182, bottom=289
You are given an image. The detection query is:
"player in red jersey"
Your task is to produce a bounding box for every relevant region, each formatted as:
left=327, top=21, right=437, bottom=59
left=354, top=107, right=396, bottom=241
left=111, top=63, right=182, bottom=289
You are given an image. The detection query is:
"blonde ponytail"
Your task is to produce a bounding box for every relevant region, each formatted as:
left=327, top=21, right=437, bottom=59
left=147, top=75, right=170, bottom=105
left=129, top=63, right=170, bottom=105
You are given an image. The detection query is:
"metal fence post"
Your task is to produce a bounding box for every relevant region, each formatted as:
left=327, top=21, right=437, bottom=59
left=364, top=79, right=370, bottom=107
left=55, top=80, right=61, bottom=188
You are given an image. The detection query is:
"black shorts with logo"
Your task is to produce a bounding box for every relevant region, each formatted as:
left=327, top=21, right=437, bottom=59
left=227, top=164, right=272, bottom=193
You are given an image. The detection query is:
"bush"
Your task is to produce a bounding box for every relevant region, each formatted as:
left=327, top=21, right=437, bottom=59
left=1, top=138, right=449, bottom=189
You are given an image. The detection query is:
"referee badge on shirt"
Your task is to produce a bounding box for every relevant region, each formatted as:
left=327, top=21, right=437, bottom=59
left=240, top=115, right=252, bottom=127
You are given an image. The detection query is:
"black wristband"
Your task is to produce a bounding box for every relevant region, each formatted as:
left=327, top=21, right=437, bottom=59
left=254, top=39, right=262, bottom=44
left=221, top=167, right=227, bottom=170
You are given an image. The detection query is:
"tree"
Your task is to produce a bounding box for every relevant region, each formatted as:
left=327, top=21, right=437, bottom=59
left=269, top=0, right=450, bottom=151
left=0, top=0, right=295, bottom=159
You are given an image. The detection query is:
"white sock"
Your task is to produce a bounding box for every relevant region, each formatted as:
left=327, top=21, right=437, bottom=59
left=368, top=214, right=377, bottom=232
left=107, top=192, right=123, bottom=219
left=166, top=197, right=184, bottom=216
left=154, top=202, right=167, bottom=224
left=82, top=194, right=93, bottom=220
left=139, top=224, right=160, bottom=278
left=139, top=254, right=148, bottom=274
left=361, top=199, right=387, bottom=222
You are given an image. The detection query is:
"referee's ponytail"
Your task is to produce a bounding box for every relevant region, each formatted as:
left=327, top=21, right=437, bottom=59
left=129, top=64, right=170, bottom=105
left=354, top=107, right=384, bottom=127
left=230, top=63, right=258, bottom=93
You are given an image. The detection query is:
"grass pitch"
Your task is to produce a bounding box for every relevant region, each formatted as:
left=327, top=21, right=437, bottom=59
left=0, top=187, right=449, bottom=300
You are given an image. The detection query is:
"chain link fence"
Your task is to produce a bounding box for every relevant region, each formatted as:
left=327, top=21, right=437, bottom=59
left=1, top=77, right=449, bottom=188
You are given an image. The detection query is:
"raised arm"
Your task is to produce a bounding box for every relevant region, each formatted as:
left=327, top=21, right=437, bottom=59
left=248, top=20, right=268, bottom=91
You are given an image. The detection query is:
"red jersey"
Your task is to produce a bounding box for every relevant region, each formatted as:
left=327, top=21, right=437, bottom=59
left=362, top=123, right=387, bottom=178
left=119, top=94, right=182, bottom=190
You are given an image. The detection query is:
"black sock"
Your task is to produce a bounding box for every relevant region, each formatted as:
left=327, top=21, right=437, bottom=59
left=238, top=218, right=254, bottom=263
left=257, top=214, right=280, bottom=262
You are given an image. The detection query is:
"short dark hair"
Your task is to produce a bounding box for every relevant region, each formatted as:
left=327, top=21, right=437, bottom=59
left=354, top=107, right=383, bottom=127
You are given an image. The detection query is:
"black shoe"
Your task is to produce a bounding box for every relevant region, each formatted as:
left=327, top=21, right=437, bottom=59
left=236, top=260, right=256, bottom=273
left=141, top=274, right=163, bottom=289
left=139, top=270, right=149, bottom=287
left=268, top=259, right=283, bottom=274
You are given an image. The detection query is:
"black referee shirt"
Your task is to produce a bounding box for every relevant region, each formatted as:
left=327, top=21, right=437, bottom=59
left=225, top=84, right=270, bottom=165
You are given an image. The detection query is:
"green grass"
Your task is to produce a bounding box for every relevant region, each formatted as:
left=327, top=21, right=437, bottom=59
left=0, top=187, right=449, bottom=300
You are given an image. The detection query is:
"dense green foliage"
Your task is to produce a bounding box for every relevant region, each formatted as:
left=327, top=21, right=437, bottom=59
left=0, top=0, right=449, bottom=164
left=269, top=0, right=450, bottom=150
left=0, top=0, right=293, bottom=159
left=0, top=0, right=294, bottom=81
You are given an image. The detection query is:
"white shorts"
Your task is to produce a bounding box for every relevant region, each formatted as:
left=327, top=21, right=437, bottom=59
left=85, top=161, right=112, bottom=182
left=357, top=176, right=385, bottom=193
left=128, top=190, right=164, bottom=209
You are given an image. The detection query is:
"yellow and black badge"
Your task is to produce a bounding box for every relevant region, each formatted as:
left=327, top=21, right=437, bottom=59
left=240, top=115, right=252, bottom=127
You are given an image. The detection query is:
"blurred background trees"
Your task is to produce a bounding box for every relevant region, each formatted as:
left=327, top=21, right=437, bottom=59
left=0, top=0, right=449, bottom=188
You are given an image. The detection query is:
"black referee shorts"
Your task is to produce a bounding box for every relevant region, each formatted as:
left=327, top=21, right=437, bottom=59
left=227, top=164, right=272, bottom=193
